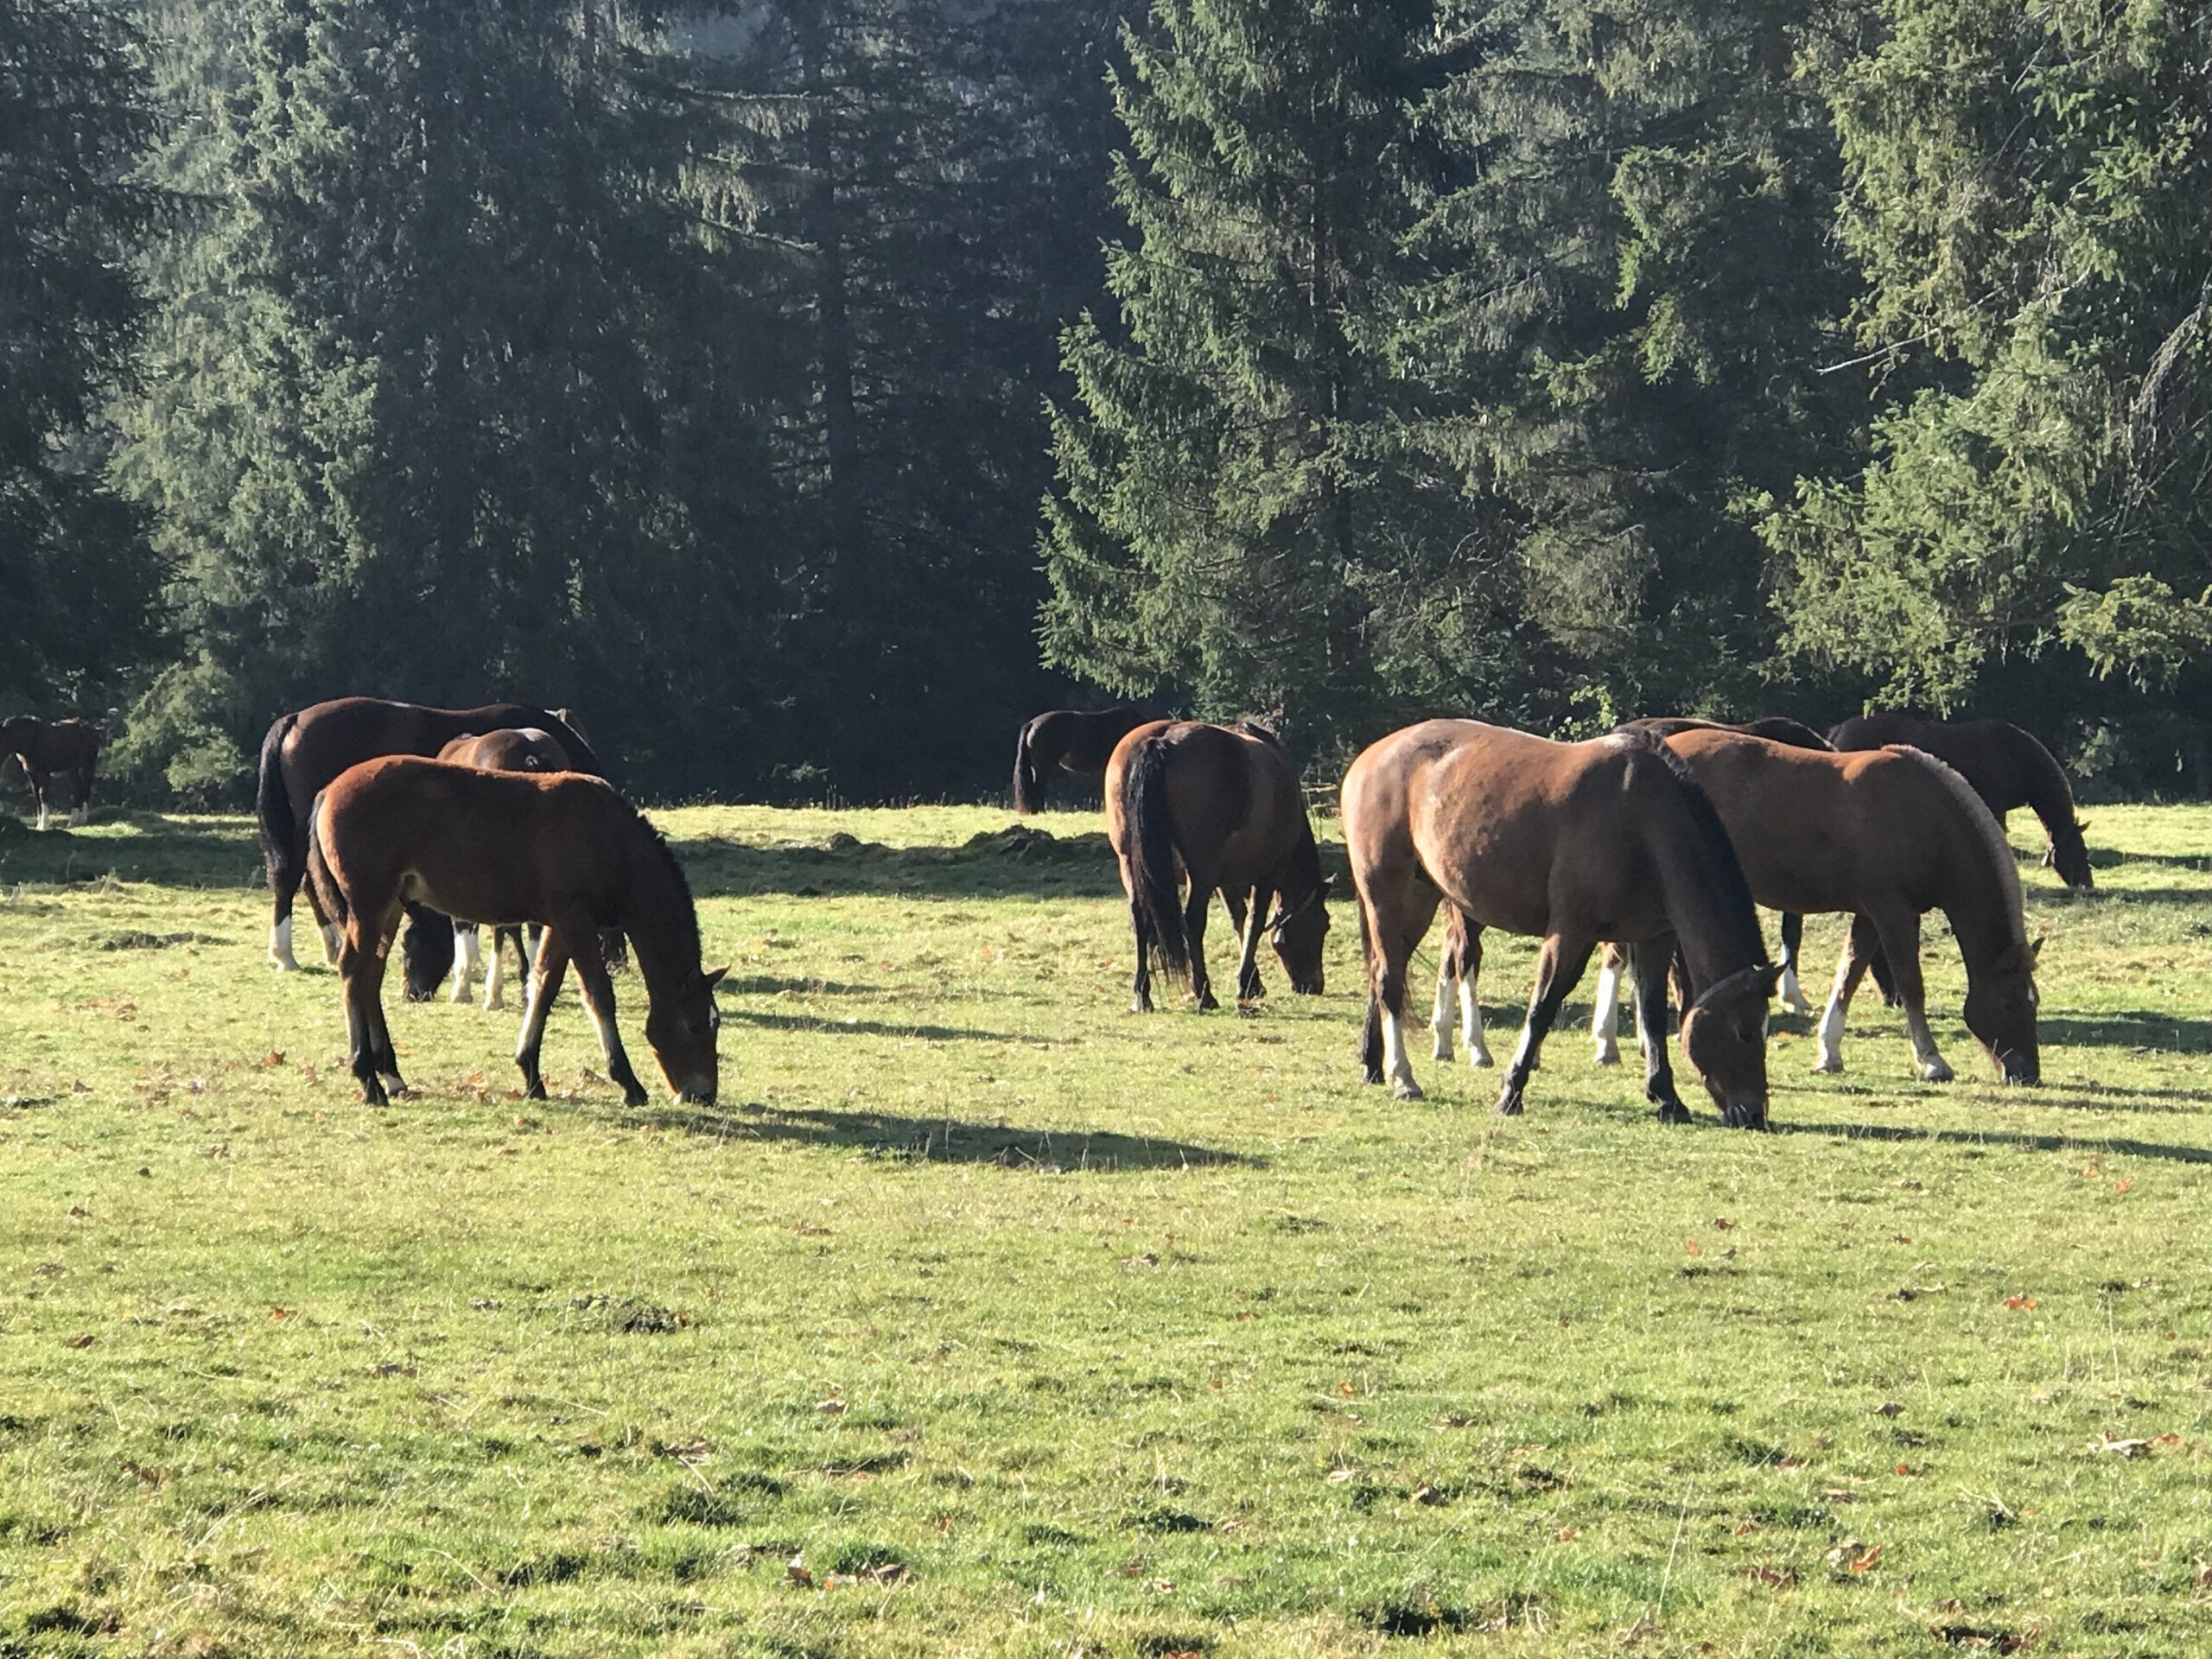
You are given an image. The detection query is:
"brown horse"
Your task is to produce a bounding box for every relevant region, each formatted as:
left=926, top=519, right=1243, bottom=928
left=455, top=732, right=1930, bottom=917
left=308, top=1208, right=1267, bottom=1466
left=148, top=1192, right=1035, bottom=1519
left=306, top=757, right=722, bottom=1107
left=1657, top=731, right=2039, bottom=1082
left=1, top=716, right=101, bottom=830
left=1014, top=706, right=1156, bottom=813
left=257, top=697, right=601, bottom=970
left=1104, top=720, right=1331, bottom=1011
left=425, top=728, right=573, bottom=1007
left=1342, top=721, right=1777, bottom=1125
left=1828, top=713, right=2093, bottom=889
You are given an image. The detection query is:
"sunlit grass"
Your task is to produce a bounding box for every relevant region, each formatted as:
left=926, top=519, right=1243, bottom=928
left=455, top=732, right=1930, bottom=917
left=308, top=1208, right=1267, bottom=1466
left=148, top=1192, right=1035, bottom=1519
left=3, top=802, right=2212, bottom=1654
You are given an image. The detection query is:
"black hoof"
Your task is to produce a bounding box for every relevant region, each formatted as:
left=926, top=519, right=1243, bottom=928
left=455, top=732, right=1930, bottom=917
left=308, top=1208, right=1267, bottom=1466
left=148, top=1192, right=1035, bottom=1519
left=1654, top=1103, right=1693, bottom=1125
left=1360, top=1065, right=1383, bottom=1086
left=622, top=1088, right=648, bottom=1107
left=524, top=1079, right=548, bottom=1101
left=1496, top=1091, right=1524, bottom=1116
left=1197, top=992, right=1219, bottom=1012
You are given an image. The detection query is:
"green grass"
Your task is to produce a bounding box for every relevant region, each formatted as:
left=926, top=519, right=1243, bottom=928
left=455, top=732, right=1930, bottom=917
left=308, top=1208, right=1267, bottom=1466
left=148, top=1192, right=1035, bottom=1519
left=5, top=799, right=2212, bottom=1655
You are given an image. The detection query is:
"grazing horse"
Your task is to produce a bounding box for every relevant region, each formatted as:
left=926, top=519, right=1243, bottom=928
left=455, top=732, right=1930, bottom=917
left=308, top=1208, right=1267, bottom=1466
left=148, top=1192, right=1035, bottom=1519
left=1611, top=731, right=2039, bottom=1082
left=305, top=757, right=723, bottom=1107
left=1342, top=721, right=1777, bottom=1124
left=1104, top=719, right=1332, bottom=1011
left=1828, top=713, right=2093, bottom=890
left=413, top=728, right=572, bottom=1007
left=257, top=697, right=601, bottom=971
left=1, top=716, right=101, bottom=830
left=1013, top=706, right=1155, bottom=814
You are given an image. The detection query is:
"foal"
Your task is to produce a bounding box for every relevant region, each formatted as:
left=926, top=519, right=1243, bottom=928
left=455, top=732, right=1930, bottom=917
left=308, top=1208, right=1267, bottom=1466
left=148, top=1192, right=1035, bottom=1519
left=308, top=758, right=722, bottom=1107
left=430, top=728, right=571, bottom=1007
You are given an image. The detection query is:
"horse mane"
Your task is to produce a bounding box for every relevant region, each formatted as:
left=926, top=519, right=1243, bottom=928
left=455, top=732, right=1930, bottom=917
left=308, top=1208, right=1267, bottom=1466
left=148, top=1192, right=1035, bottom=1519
left=1609, top=728, right=1765, bottom=961
left=631, top=804, right=702, bottom=965
left=1232, top=715, right=1285, bottom=747
left=1886, top=745, right=2029, bottom=949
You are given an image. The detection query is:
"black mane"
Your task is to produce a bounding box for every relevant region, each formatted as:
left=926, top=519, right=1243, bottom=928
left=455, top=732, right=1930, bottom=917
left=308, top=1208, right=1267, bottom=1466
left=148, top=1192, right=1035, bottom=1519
left=1612, top=728, right=1764, bottom=962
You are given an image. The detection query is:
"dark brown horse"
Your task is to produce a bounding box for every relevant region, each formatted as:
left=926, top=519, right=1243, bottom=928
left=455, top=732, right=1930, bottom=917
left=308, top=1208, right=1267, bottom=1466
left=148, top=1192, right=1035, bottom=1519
left=1, top=716, right=101, bottom=830
left=1663, top=731, right=2039, bottom=1082
left=257, top=697, right=601, bottom=970
left=1104, top=720, right=1331, bottom=1011
left=1013, top=706, right=1155, bottom=813
left=1343, top=721, right=1777, bottom=1125
left=306, top=757, right=722, bottom=1107
left=419, top=728, right=573, bottom=1007
left=1828, top=713, right=2093, bottom=889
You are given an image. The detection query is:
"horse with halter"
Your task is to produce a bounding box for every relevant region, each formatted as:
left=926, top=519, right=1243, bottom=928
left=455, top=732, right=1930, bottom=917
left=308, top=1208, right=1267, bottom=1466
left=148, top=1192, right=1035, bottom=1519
left=1013, top=706, right=1156, bottom=814
left=1603, top=730, right=2040, bottom=1082
left=1, top=716, right=101, bottom=830
left=1341, top=721, right=1777, bottom=1125
left=305, top=757, right=723, bottom=1107
left=257, top=697, right=602, bottom=971
left=1104, top=719, right=1332, bottom=1012
left=398, top=728, right=575, bottom=1007
left=1827, top=713, right=2094, bottom=890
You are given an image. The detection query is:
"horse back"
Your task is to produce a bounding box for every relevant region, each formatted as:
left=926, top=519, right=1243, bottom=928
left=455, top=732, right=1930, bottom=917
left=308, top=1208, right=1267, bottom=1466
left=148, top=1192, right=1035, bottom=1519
left=1104, top=720, right=1303, bottom=884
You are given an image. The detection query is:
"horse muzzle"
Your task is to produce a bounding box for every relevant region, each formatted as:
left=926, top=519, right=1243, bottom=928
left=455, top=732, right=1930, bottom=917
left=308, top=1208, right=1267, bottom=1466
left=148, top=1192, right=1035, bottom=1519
left=1719, top=1096, right=1770, bottom=1131
left=1997, top=1050, right=2039, bottom=1086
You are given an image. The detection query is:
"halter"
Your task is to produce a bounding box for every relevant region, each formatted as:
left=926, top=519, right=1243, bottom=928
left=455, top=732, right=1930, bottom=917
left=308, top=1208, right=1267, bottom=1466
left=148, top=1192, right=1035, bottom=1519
left=1266, top=880, right=1326, bottom=940
left=1689, top=963, right=1777, bottom=1012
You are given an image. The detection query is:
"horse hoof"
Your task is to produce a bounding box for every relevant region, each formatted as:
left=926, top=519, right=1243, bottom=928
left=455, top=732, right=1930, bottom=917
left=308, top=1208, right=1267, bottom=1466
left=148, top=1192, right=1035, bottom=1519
left=524, top=1081, right=548, bottom=1101
left=1197, top=993, right=1219, bottom=1012
left=1128, top=999, right=1152, bottom=1014
left=1592, top=1046, right=1620, bottom=1067
left=623, top=1089, right=649, bottom=1108
left=1920, top=1059, right=1955, bottom=1083
left=1655, top=1103, right=1693, bottom=1125
left=1811, top=1058, right=1843, bottom=1075
left=1432, top=1035, right=1453, bottom=1061
left=1466, top=1050, right=1494, bottom=1070
left=1495, top=1092, right=1524, bottom=1116
left=1391, top=1078, right=1425, bottom=1103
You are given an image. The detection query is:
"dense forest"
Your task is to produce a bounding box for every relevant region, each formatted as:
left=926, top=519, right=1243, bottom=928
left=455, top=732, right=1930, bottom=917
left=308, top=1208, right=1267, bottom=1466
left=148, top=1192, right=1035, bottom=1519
left=4, top=0, right=2208, bottom=801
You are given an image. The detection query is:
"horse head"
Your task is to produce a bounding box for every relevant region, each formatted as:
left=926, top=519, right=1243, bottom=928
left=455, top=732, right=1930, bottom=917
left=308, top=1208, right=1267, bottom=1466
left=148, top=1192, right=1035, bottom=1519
left=1965, top=938, right=2041, bottom=1084
left=1679, top=963, right=1782, bottom=1128
left=1268, top=876, right=1332, bottom=995
left=646, top=964, right=727, bottom=1103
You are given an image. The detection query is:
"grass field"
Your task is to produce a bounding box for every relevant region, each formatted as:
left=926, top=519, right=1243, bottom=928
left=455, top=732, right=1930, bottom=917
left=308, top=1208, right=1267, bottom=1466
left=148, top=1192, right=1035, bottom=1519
left=5, top=798, right=2212, bottom=1656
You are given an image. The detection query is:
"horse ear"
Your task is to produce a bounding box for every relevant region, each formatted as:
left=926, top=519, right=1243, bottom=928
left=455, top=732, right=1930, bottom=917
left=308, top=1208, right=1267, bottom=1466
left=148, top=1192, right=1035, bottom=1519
left=1319, top=874, right=1336, bottom=896
left=703, top=964, right=728, bottom=988
left=1756, top=962, right=1783, bottom=998
left=2029, top=936, right=2044, bottom=961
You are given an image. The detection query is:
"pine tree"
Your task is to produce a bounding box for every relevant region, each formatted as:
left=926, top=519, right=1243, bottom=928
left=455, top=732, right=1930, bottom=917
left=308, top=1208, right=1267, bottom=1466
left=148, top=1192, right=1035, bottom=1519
left=1039, top=0, right=1504, bottom=756
left=1767, top=0, right=2212, bottom=707
left=0, top=0, right=164, bottom=707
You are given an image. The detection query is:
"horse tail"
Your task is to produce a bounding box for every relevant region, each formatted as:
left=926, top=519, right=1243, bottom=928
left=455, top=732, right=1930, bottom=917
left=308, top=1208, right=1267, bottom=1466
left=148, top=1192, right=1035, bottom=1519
left=1012, top=720, right=1045, bottom=815
left=1356, top=896, right=1383, bottom=1081
left=1120, top=731, right=1189, bottom=980
left=302, top=790, right=346, bottom=933
left=256, top=713, right=301, bottom=883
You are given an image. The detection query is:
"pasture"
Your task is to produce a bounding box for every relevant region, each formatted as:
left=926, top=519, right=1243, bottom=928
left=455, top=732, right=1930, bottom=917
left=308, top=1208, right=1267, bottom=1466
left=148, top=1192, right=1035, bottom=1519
left=4, top=801, right=2212, bottom=1656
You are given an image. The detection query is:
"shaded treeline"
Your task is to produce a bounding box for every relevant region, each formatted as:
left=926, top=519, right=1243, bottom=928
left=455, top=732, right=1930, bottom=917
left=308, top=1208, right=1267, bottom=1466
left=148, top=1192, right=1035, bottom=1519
left=6, top=0, right=2210, bottom=801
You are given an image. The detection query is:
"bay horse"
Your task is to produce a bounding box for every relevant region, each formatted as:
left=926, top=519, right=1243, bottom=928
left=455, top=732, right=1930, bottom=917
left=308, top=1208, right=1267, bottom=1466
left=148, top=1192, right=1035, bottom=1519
left=1105, top=720, right=1332, bottom=1011
left=1828, top=714, right=2092, bottom=890
left=257, top=697, right=602, bottom=971
left=410, top=728, right=573, bottom=1007
left=1594, top=731, right=2039, bottom=1082
left=1, top=716, right=101, bottom=830
left=1013, top=706, right=1155, bottom=813
left=1342, top=721, right=1777, bottom=1125
left=305, top=757, right=723, bottom=1107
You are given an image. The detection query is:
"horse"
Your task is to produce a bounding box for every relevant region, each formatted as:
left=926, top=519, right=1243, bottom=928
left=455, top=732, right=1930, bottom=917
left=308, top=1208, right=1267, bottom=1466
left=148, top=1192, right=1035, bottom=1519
left=1104, top=719, right=1332, bottom=1011
left=409, top=728, right=573, bottom=1008
left=257, top=697, right=602, bottom=971
left=1341, top=721, right=1777, bottom=1125
left=1427, top=714, right=1836, bottom=1071
left=1013, top=706, right=1156, bottom=813
left=1, top=716, right=101, bottom=830
left=1598, top=730, right=2038, bottom=1082
left=304, top=757, right=723, bottom=1107
left=1827, top=713, right=2093, bottom=890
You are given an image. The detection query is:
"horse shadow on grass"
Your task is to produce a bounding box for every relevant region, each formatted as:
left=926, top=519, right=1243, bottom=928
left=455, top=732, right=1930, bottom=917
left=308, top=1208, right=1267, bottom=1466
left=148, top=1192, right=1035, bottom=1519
left=725, top=1008, right=1021, bottom=1043
left=2035, top=1009, right=2212, bottom=1054
left=620, top=1100, right=1258, bottom=1170
left=1775, top=1118, right=2212, bottom=1166
left=0, top=811, right=264, bottom=889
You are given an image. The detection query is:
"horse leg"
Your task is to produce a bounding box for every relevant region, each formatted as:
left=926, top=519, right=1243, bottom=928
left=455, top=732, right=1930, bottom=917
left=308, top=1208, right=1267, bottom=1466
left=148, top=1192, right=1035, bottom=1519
left=1126, top=874, right=1154, bottom=1014
left=28, top=767, right=50, bottom=832
left=1184, top=882, right=1218, bottom=1009
left=69, top=762, right=92, bottom=825
left=1497, top=933, right=1598, bottom=1117
left=1814, top=914, right=1881, bottom=1074
left=483, top=926, right=512, bottom=1011
left=1232, top=885, right=1268, bottom=1003
left=1866, top=934, right=1900, bottom=1007
left=1777, top=913, right=1809, bottom=1013
left=339, top=916, right=396, bottom=1104
left=1590, top=941, right=1625, bottom=1065
left=451, top=923, right=482, bottom=1005
left=1449, top=924, right=1492, bottom=1067
left=568, top=930, right=650, bottom=1106
left=515, top=931, right=574, bottom=1099
left=1630, top=936, right=1693, bottom=1124
left=1356, top=875, right=1439, bottom=1099
left=1869, top=911, right=1951, bottom=1081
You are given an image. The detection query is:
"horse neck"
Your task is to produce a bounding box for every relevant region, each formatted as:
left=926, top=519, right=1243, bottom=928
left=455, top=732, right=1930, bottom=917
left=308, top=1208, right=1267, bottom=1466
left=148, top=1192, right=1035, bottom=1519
left=1649, top=812, right=1764, bottom=986
left=2012, top=736, right=2081, bottom=851
left=1941, top=821, right=2025, bottom=975
left=622, top=830, right=702, bottom=995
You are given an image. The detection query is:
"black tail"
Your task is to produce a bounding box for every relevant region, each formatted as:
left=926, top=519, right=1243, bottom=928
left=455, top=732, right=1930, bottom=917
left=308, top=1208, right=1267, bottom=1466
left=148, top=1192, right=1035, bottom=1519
left=256, top=713, right=301, bottom=888
left=1012, top=722, right=1045, bottom=814
left=1356, top=900, right=1383, bottom=1082
left=1120, top=732, right=1188, bottom=981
